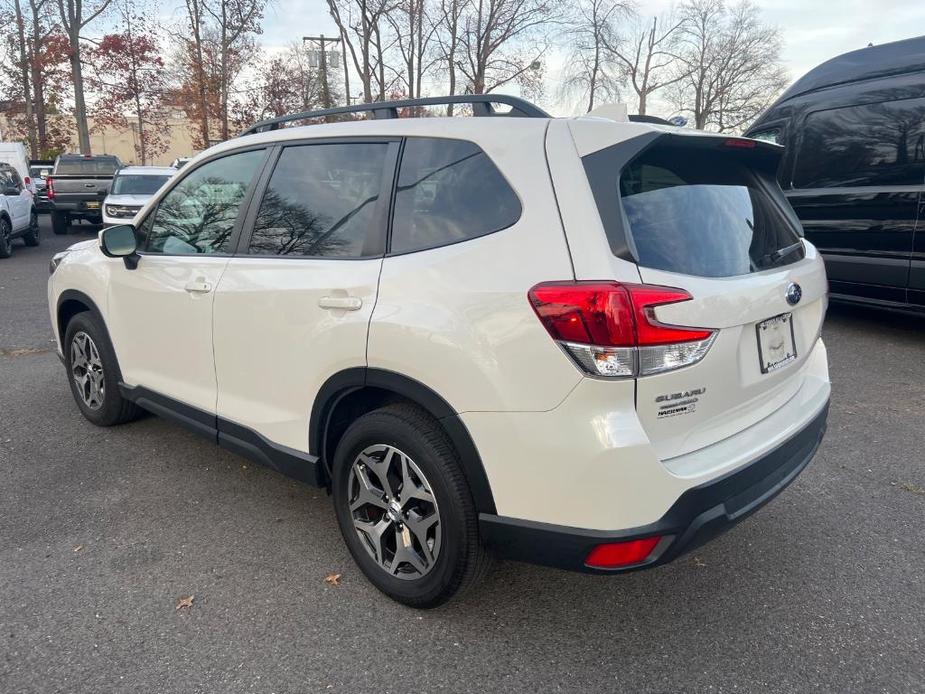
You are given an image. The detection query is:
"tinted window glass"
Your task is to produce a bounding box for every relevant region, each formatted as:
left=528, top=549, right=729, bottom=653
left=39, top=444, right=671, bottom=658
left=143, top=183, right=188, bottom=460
left=112, top=174, right=172, bottom=196
left=794, top=99, right=925, bottom=188
left=750, top=129, right=781, bottom=145
left=0, top=166, right=17, bottom=188
left=145, top=149, right=264, bottom=255
left=248, top=143, right=388, bottom=257
left=55, top=158, right=120, bottom=175
left=391, top=138, right=520, bottom=254
left=616, top=146, right=804, bottom=278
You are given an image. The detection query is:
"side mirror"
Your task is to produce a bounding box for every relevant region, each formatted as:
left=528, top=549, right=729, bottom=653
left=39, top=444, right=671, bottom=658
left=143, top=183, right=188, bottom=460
left=2, top=185, right=20, bottom=196
left=99, top=224, right=140, bottom=269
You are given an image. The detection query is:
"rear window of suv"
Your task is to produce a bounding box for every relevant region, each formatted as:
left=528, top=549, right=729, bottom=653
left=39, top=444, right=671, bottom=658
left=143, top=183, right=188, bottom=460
left=588, top=141, right=805, bottom=278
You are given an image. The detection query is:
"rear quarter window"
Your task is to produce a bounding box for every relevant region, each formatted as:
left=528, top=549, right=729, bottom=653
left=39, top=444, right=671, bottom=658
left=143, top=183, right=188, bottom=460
left=390, top=137, right=521, bottom=254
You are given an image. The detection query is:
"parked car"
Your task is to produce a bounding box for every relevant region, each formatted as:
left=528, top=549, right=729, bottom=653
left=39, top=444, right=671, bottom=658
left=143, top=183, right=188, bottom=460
left=47, top=154, right=122, bottom=234
left=30, top=159, right=54, bottom=213
left=0, top=142, right=36, bottom=194
left=747, top=35, right=925, bottom=313
left=48, top=95, right=831, bottom=607
left=102, top=166, right=175, bottom=226
left=0, top=162, right=38, bottom=258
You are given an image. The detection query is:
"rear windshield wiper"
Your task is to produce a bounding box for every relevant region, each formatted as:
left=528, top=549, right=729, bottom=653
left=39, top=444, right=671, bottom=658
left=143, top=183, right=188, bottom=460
left=761, top=240, right=804, bottom=266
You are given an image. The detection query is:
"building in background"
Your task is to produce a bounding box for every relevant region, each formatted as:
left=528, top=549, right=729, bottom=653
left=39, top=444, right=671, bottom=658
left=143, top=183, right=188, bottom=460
left=0, top=108, right=201, bottom=165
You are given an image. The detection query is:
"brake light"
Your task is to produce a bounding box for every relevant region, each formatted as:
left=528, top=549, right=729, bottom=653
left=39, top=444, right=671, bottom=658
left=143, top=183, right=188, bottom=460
left=23, top=176, right=31, bottom=185
left=724, top=137, right=757, bottom=149
left=46, top=177, right=54, bottom=199
left=585, top=536, right=662, bottom=569
left=528, top=282, right=715, bottom=378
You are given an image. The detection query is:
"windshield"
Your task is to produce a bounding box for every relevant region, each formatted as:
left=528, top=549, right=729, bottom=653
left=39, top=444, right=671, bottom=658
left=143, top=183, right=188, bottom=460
left=615, top=146, right=804, bottom=278
left=111, top=174, right=171, bottom=196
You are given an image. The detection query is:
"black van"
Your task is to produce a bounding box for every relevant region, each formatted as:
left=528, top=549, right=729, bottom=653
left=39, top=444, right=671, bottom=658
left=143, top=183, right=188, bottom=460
left=746, top=36, right=925, bottom=313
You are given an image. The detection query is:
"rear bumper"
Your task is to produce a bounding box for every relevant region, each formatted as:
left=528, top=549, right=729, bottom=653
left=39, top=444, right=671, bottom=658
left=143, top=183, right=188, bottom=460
left=479, top=401, right=829, bottom=573
left=49, top=200, right=104, bottom=216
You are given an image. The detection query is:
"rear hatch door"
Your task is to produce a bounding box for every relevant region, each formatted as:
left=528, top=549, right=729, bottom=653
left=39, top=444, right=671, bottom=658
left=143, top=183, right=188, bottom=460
left=575, top=128, right=828, bottom=461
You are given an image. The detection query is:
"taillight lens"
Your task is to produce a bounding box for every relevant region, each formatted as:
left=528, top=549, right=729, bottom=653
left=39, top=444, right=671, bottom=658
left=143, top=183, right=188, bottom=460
left=46, top=177, right=55, bottom=199
left=528, top=281, right=715, bottom=378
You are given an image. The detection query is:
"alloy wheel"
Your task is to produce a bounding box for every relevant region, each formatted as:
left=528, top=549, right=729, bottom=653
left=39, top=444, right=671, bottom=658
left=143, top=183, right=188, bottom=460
left=70, top=331, right=105, bottom=410
left=347, top=444, right=442, bottom=580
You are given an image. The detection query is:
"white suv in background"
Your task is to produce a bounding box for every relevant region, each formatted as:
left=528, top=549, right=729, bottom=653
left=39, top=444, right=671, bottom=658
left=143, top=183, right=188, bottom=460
left=47, top=96, right=831, bottom=607
left=102, top=166, right=175, bottom=226
left=0, top=162, right=38, bottom=258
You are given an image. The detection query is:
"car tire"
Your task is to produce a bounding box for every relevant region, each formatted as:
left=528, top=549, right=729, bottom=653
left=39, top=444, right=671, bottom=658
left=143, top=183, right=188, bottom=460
left=51, top=211, right=70, bottom=235
left=63, top=311, right=142, bottom=427
left=332, top=404, right=491, bottom=608
left=22, top=211, right=39, bottom=246
left=0, top=216, right=13, bottom=258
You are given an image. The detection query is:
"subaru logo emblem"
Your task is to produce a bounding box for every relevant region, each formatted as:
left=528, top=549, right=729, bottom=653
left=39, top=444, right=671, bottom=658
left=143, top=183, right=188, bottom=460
left=785, top=282, right=802, bottom=306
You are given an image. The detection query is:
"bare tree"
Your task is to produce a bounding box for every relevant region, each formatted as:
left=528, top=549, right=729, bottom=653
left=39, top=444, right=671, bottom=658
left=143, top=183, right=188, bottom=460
left=8, top=0, right=38, bottom=156
left=559, top=0, right=629, bottom=113
left=670, top=0, right=788, bottom=131
left=386, top=0, right=439, bottom=99
left=57, top=0, right=113, bottom=153
left=328, top=0, right=394, bottom=102
left=602, top=12, right=688, bottom=116
left=204, top=0, right=264, bottom=139
left=182, top=0, right=211, bottom=147
left=456, top=0, right=557, bottom=95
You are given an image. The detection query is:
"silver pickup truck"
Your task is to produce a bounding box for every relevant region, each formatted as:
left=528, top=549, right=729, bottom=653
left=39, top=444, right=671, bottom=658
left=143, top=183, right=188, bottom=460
left=48, top=154, right=122, bottom=234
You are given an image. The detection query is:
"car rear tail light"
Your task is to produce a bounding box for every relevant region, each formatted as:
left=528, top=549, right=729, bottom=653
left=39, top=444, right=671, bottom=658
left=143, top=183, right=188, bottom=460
left=585, top=536, right=662, bottom=569
left=23, top=175, right=31, bottom=185
left=47, top=177, right=55, bottom=199
left=528, top=282, right=715, bottom=378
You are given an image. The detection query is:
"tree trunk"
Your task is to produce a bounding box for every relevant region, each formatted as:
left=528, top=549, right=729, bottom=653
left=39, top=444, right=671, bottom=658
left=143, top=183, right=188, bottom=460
left=340, top=26, right=350, bottom=104
left=13, top=0, right=37, bottom=158
left=70, top=35, right=92, bottom=154
left=29, top=0, right=47, bottom=154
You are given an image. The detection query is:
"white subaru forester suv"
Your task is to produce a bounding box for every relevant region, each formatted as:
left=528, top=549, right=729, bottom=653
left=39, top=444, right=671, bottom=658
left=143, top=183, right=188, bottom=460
left=48, top=96, right=830, bottom=607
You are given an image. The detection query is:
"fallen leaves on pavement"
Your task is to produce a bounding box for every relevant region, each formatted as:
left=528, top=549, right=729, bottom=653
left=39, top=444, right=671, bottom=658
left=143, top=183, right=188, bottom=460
left=324, top=573, right=342, bottom=586
left=176, top=595, right=195, bottom=610
left=73, top=545, right=84, bottom=552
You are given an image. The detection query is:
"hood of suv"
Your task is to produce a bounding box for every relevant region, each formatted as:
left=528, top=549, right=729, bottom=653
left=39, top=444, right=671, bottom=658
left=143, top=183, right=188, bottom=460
left=104, top=194, right=152, bottom=207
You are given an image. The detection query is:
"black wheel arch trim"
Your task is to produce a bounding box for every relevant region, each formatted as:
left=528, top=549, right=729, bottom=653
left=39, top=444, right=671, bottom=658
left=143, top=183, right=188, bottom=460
left=310, top=367, right=497, bottom=515
left=56, top=289, right=111, bottom=354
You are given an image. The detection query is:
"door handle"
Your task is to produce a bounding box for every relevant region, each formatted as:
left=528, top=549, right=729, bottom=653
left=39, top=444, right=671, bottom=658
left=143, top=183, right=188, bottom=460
left=184, top=279, right=212, bottom=294
left=318, top=296, right=362, bottom=311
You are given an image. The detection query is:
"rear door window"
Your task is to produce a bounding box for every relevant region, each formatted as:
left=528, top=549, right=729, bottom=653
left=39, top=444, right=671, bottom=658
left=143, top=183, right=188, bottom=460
left=390, top=137, right=521, bottom=254
left=612, top=145, right=804, bottom=278
left=247, top=142, right=389, bottom=257
left=794, top=98, right=925, bottom=188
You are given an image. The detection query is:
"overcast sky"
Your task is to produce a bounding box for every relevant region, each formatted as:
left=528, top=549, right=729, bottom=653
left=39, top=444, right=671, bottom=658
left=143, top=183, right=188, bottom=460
left=253, top=0, right=925, bottom=116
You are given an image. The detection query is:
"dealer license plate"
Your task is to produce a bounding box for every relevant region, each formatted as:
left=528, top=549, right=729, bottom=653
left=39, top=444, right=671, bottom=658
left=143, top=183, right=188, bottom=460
left=756, top=313, right=797, bottom=373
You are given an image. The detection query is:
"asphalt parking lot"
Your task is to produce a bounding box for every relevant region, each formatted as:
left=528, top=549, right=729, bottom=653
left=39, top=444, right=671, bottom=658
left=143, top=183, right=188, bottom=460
left=1, top=217, right=923, bottom=693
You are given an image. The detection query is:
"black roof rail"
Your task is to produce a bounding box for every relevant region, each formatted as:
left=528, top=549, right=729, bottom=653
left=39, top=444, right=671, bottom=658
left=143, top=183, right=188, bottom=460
left=239, top=94, right=550, bottom=136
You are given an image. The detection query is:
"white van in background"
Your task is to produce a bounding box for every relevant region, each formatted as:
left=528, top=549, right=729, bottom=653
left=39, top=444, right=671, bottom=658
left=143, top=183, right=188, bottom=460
left=0, top=142, right=35, bottom=194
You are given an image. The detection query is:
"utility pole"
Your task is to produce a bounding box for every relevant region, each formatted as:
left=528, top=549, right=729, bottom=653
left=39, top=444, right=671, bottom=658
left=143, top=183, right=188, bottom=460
left=303, top=34, right=340, bottom=109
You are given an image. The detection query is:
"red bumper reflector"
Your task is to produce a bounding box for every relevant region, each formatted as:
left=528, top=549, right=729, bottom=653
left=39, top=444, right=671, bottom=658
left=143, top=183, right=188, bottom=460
left=585, top=536, right=662, bottom=569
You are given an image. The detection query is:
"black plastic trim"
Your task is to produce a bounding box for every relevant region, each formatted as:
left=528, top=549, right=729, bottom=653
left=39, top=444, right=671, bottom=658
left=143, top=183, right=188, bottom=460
left=309, top=368, right=497, bottom=514
left=480, top=402, right=829, bottom=574
left=118, top=384, right=324, bottom=487
left=55, top=290, right=107, bottom=353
